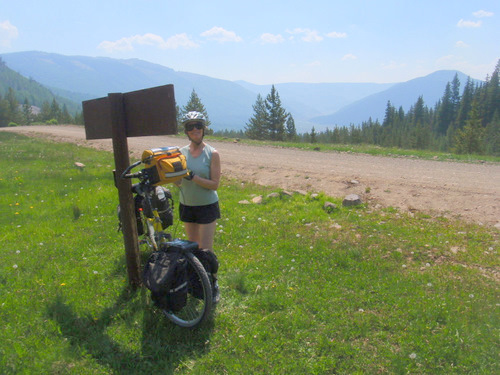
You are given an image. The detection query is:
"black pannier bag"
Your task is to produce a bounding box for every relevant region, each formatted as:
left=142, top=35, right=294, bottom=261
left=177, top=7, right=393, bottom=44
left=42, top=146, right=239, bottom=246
left=117, top=194, right=145, bottom=236
left=152, top=186, right=174, bottom=229
left=188, top=248, right=219, bottom=299
left=138, top=186, right=173, bottom=230
left=143, top=249, right=188, bottom=312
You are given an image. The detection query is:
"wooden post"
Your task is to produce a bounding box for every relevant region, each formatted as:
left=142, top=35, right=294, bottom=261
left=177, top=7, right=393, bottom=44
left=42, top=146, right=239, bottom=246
left=83, top=85, right=176, bottom=288
left=108, top=93, right=141, bottom=288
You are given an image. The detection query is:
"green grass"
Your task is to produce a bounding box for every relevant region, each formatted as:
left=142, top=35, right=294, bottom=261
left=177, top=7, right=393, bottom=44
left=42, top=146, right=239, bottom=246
left=0, top=131, right=498, bottom=374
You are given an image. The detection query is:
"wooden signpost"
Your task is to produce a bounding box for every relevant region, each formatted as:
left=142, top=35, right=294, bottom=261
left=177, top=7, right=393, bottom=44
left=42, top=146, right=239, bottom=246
left=82, top=84, right=177, bottom=288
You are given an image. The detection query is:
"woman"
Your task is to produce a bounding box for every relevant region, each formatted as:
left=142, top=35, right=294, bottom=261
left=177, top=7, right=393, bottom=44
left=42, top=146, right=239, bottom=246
left=177, top=111, right=221, bottom=302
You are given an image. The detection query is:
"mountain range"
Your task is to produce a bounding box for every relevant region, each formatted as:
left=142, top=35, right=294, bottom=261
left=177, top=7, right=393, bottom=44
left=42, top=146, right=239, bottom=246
left=0, top=51, right=481, bottom=132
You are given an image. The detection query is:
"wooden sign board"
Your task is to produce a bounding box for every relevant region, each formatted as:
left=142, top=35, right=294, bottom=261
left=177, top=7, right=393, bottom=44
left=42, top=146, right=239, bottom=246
left=81, top=84, right=177, bottom=287
left=82, top=84, right=177, bottom=140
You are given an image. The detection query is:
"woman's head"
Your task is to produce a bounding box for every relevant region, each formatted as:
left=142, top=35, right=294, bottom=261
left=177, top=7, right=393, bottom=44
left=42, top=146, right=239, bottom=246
left=181, top=111, right=207, bottom=144
left=182, top=111, right=206, bottom=131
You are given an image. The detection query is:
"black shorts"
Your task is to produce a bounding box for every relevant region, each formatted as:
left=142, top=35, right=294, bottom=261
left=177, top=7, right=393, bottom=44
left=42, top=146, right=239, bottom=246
left=179, top=201, right=221, bottom=224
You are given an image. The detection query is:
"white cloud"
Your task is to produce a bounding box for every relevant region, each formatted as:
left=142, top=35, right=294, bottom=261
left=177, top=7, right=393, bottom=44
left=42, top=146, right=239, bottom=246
left=287, top=28, right=323, bottom=42
left=163, top=34, right=199, bottom=49
left=455, top=40, right=469, bottom=48
left=0, top=20, right=19, bottom=47
left=98, top=33, right=198, bottom=52
left=342, top=53, right=357, bottom=61
left=200, top=27, right=242, bottom=43
left=260, top=33, right=284, bottom=44
left=457, top=19, right=482, bottom=28
left=473, top=10, right=494, bottom=18
left=327, top=31, right=347, bottom=39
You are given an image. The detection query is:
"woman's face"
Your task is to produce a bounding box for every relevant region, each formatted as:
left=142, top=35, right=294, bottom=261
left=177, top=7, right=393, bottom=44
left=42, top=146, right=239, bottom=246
left=186, top=124, right=204, bottom=144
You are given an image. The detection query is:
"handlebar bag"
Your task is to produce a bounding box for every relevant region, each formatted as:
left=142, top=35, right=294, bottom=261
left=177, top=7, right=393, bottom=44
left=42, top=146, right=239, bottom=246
left=141, top=147, right=188, bottom=186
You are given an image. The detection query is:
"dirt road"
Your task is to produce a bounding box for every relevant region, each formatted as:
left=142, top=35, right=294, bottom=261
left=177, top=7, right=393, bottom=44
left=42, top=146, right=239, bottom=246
left=3, top=125, right=500, bottom=227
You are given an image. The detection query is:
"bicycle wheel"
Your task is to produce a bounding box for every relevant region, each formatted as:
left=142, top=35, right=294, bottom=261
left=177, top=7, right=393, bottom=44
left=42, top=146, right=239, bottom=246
left=162, top=252, right=213, bottom=328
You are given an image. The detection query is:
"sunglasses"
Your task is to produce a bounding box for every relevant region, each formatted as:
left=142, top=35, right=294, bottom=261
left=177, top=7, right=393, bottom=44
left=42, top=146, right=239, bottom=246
left=185, top=122, right=204, bottom=131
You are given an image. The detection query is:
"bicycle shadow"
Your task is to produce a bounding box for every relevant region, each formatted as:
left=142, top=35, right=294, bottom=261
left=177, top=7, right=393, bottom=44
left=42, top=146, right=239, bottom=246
left=47, top=286, right=214, bottom=374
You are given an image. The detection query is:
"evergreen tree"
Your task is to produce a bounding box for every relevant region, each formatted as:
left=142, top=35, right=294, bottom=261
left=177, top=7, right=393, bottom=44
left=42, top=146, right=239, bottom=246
left=383, top=100, right=396, bottom=127
left=5, top=87, right=20, bottom=124
left=0, top=94, right=10, bottom=126
left=180, top=89, right=211, bottom=128
left=285, top=114, right=297, bottom=140
left=265, top=85, right=288, bottom=141
left=484, top=60, right=500, bottom=126
left=60, top=104, right=73, bottom=124
left=50, top=98, right=61, bottom=122
left=245, top=94, right=268, bottom=140
left=454, top=100, right=484, bottom=154
left=455, top=76, right=475, bottom=129
left=22, top=98, right=33, bottom=125
left=38, top=101, right=52, bottom=122
left=73, top=111, right=84, bottom=125
left=310, top=126, right=317, bottom=143
left=437, top=83, right=454, bottom=135
left=484, top=111, right=500, bottom=155
left=450, top=73, right=461, bottom=116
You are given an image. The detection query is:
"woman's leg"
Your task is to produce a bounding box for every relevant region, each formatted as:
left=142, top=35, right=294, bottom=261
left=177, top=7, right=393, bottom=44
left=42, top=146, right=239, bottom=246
left=184, top=220, right=217, bottom=250
left=185, top=220, right=219, bottom=302
left=198, top=221, right=217, bottom=250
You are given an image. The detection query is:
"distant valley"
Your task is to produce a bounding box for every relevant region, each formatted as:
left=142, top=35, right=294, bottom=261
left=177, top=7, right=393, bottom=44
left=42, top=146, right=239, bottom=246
left=0, top=51, right=482, bottom=132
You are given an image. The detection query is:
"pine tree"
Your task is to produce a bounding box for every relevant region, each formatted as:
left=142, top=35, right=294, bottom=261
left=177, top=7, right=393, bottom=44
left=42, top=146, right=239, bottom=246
left=50, top=98, right=61, bottom=122
left=383, top=100, right=396, bottom=127
left=285, top=114, right=297, bottom=140
left=180, top=89, right=211, bottom=128
left=22, top=98, right=33, bottom=125
left=310, top=126, right=317, bottom=143
left=455, top=76, right=475, bottom=129
left=5, top=87, right=20, bottom=124
left=484, top=60, right=500, bottom=126
left=245, top=94, right=268, bottom=140
left=60, top=104, right=73, bottom=124
left=454, top=100, right=484, bottom=154
left=484, top=111, right=500, bottom=155
left=0, top=94, right=10, bottom=126
left=437, top=84, right=454, bottom=135
left=38, top=101, right=52, bottom=122
left=451, top=73, right=461, bottom=116
left=265, top=85, right=288, bottom=141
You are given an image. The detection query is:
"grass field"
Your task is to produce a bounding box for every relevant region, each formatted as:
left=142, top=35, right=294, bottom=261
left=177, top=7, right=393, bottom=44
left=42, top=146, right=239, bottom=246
left=0, top=131, right=498, bottom=374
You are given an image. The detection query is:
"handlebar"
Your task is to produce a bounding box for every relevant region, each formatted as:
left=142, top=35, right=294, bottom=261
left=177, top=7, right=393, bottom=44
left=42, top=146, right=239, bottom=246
left=120, top=160, right=143, bottom=179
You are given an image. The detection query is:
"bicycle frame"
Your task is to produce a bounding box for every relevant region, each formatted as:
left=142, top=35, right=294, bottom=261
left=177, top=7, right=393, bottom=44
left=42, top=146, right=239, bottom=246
left=119, top=158, right=214, bottom=328
left=133, top=183, right=171, bottom=252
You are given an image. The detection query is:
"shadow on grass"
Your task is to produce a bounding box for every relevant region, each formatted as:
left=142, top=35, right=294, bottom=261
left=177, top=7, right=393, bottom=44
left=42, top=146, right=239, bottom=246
left=47, top=287, right=214, bottom=374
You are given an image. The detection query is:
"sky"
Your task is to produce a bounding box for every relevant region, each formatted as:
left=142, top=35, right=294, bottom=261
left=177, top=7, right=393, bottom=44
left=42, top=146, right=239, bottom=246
left=0, top=0, right=498, bottom=85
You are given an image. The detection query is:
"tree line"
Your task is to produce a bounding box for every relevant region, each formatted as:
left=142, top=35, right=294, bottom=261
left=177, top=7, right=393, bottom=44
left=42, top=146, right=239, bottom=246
left=2, top=57, right=498, bottom=155
left=0, top=87, right=83, bottom=127
left=239, top=60, right=499, bottom=156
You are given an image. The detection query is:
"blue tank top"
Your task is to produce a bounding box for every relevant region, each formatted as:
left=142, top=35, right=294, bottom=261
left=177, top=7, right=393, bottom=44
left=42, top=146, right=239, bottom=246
left=179, top=144, right=219, bottom=206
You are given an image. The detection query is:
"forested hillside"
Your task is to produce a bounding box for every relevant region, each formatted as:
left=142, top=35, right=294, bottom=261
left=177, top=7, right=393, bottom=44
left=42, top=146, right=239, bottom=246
left=0, top=58, right=81, bottom=126
left=242, top=61, right=499, bottom=156
left=321, top=61, right=499, bottom=155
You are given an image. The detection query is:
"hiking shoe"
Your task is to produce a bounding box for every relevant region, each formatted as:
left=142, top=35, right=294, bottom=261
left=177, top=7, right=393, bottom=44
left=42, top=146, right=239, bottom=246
left=212, top=280, right=220, bottom=304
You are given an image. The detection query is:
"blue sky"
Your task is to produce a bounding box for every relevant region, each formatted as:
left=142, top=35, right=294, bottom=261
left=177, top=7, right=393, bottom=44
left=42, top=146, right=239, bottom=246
left=1, top=0, right=498, bottom=84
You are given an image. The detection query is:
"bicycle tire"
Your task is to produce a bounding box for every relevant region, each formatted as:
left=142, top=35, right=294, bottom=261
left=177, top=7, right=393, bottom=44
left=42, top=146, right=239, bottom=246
left=162, top=252, right=213, bottom=328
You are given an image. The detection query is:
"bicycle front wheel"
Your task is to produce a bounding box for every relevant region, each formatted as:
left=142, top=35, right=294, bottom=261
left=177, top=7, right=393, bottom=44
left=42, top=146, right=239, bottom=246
left=162, top=252, right=213, bottom=328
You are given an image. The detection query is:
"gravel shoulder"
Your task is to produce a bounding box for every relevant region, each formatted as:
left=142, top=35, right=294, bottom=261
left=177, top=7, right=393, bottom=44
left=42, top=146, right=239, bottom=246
left=3, top=125, right=500, bottom=228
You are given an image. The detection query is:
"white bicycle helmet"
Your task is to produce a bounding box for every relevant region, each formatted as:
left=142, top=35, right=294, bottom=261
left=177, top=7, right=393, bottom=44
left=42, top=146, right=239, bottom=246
left=181, top=111, right=207, bottom=127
